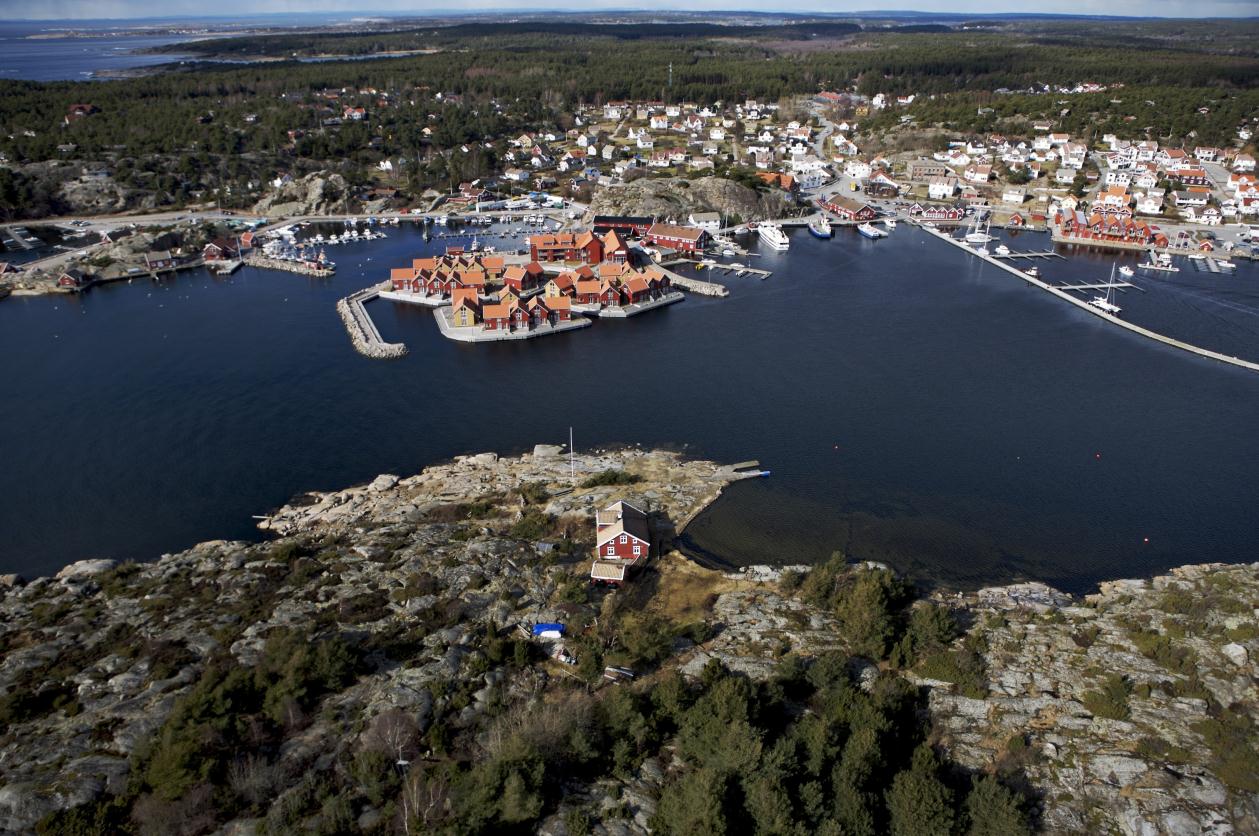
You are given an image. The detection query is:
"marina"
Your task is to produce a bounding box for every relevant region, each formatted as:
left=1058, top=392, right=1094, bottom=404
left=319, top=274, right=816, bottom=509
left=5, top=221, right=1259, bottom=592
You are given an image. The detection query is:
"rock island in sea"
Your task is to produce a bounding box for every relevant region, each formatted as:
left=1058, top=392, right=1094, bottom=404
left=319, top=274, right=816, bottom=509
left=0, top=445, right=1255, bottom=834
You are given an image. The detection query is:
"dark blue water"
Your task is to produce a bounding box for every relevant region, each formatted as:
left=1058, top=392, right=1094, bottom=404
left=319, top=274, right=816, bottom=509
left=3, top=223, right=1258, bottom=593
left=0, top=25, right=194, bottom=81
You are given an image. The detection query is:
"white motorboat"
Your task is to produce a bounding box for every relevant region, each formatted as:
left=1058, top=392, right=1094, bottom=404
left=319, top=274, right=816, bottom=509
left=857, top=222, right=887, bottom=239
left=995, top=244, right=1011, bottom=256
left=1118, top=265, right=1135, bottom=278
left=758, top=223, right=790, bottom=250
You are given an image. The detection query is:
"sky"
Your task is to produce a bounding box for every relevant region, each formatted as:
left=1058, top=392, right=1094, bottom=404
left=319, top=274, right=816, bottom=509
left=2, top=0, right=1257, bottom=20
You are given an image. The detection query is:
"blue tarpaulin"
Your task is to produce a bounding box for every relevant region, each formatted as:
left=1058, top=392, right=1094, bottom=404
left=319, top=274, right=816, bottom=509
left=532, top=623, right=565, bottom=637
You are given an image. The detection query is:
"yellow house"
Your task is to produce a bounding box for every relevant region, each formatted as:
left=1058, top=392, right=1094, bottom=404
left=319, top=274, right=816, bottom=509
left=544, top=273, right=575, bottom=298
left=450, top=288, right=480, bottom=327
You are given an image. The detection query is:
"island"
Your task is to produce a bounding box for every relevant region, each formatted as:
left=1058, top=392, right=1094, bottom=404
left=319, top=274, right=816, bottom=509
left=1, top=445, right=1255, bottom=834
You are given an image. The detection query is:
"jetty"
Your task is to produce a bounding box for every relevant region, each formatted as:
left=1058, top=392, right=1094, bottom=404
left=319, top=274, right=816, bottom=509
left=337, top=283, right=408, bottom=359
left=244, top=254, right=334, bottom=277
left=654, top=264, right=729, bottom=297
left=917, top=223, right=1259, bottom=375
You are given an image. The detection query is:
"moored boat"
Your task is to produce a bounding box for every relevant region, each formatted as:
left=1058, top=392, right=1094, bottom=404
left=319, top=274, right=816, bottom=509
left=808, top=216, right=833, bottom=239
left=857, top=222, right=887, bottom=239
left=758, top=223, right=790, bottom=251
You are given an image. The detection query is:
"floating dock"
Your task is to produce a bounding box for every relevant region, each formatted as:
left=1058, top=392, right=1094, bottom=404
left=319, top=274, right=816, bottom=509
left=918, top=223, right=1259, bottom=375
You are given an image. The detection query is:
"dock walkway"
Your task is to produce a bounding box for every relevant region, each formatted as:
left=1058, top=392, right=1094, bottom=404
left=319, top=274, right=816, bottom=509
left=433, top=307, right=593, bottom=342
left=918, top=224, right=1259, bottom=374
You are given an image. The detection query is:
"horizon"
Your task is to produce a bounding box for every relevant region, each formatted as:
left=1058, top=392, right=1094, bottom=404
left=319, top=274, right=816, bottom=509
left=4, top=3, right=1259, bottom=23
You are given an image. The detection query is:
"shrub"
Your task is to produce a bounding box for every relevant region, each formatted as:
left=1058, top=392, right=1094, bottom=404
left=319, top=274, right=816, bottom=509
left=1081, top=674, right=1131, bottom=721
left=519, top=482, right=551, bottom=505
left=962, top=775, right=1030, bottom=836
left=509, top=509, right=553, bottom=541
left=580, top=469, right=642, bottom=488
left=917, top=639, right=987, bottom=699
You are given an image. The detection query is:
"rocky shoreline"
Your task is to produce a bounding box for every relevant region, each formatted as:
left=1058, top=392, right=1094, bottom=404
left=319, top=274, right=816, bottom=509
left=0, top=446, right=1254, bottom=834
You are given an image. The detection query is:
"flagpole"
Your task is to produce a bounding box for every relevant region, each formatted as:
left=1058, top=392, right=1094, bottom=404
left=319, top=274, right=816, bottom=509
left=569, top=426, right=575, bottom=482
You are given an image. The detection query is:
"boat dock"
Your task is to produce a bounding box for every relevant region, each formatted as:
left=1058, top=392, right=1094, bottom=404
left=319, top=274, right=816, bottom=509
left=337, top=283, right=408, bottom=359
left=1054, top=281, right=1143, bottom=293
left=917, top=223, right=1259, bottom=375
left=598, top=291, right=685, bottom=318
left=702, top=262, right=772, bottom=279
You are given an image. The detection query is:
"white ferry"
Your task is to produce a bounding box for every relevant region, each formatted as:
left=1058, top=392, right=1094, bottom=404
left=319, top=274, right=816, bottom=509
left=857, top=222, right=887, bottom=239
left=758, top=223, right=790, bottom=250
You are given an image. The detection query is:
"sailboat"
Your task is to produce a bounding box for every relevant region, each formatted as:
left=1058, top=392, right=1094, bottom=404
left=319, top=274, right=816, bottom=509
left=964, top=214, right=994, bottom=244
left=1088, top=264, right=1123, bottom=316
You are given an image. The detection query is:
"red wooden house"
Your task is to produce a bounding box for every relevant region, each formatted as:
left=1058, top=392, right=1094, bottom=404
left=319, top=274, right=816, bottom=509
left=530, top=231, right=603, bottom=263
left=547, top=296, right=572, bottom=322
left=644, top=223, right=707, bottom=255
left=601, top=230, right=630, bottom=264
left=623, top=275, right=651, bottom=304
left=594, top=500, right=650, bottom=566
left=481, top=302, right=511, bottom=331
left=819, top=196, right=876, bottom=222
left=575, top=279, right=602, bottom=305
left=203, top=239, right=240, bottom=261
left=597, top=280, right=623, bottom=308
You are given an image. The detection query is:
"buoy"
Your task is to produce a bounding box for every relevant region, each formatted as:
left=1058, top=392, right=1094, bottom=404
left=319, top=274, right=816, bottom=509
left=1094, top=452, right=1101, bottom=460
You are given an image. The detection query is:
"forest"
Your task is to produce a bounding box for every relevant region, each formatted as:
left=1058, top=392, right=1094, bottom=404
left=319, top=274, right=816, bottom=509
left=0, top=21, right=1256, bottom=220
left=34, top=555, right=1033, bottom=835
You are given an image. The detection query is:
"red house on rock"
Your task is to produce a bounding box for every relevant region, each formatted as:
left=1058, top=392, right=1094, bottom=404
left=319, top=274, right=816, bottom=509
left=591, top=500, right=650, bottom=587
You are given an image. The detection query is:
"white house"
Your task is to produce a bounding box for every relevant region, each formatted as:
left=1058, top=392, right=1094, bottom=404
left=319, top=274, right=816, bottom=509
left=844, top=160, right=872, bottom=179
left=688, top=212, right=721, bottom=231
left=963, top=164, right=992, bottom=184
left=928, top=176, right=959, bottom=200
left=1135, top=189, right=1165, bottom=215
left=1235, top=154, right=1256, bottom=173
left=1002, top=186, right=1026, bottom=205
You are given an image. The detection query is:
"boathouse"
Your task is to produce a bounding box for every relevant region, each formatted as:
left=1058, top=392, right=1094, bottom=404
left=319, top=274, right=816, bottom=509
left=819, top=196, right=877, bottom=222
left=644, top=222, right=707, bottom=254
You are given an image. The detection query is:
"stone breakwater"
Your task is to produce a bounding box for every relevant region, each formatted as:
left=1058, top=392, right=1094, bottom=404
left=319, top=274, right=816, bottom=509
left=243, top=254, right=335, bottom=277
left=337, top=283, right=407, bottom=359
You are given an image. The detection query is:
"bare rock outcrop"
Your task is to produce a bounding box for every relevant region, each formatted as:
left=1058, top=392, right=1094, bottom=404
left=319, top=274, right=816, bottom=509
left=590, top=175, right=793, bottom=224
left=252, top=172, right=353, bottom=217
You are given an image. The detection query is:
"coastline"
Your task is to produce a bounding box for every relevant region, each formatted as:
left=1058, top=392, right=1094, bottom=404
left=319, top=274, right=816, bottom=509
left=1, top=443, right=1255, bottom=834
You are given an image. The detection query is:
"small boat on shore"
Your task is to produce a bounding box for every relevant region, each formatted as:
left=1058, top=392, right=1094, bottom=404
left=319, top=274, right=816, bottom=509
left=857, top=222, right=887, bottom=240
left=808, top=216, right=833, bottom=239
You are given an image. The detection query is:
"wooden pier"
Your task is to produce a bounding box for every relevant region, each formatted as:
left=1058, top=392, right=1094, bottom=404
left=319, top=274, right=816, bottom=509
left=917, top=222, right=1259, bottom=375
